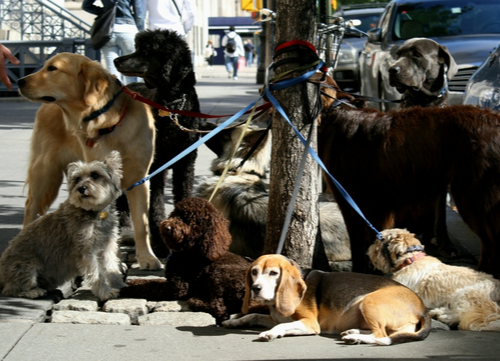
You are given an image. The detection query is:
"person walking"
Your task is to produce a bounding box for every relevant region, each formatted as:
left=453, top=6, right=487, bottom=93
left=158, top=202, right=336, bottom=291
left=221, top=26, right=244, bottom=80
left=204, top=40, right=216, bottom=69
left=82, top=0, right=145, bottom=84
left=145, top=0, right=195, bottom=37
left=244, top=39, right=254, bottom=67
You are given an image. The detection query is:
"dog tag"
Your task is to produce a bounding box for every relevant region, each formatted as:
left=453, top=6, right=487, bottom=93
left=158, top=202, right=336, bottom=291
left=99, top=211, right=108, bottom=220
left=158, top=109, right=170, bottom=117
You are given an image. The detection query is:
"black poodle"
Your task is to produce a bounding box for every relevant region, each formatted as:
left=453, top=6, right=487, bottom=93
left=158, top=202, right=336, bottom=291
left=114, top=29, right=201, bottom=257
left=119, top=197, right=264, bottom=325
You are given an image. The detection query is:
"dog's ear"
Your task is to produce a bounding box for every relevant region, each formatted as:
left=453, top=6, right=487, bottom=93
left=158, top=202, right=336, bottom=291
left=438, top=44, right=458, bottom=80
left=367, top=241, right=391, bottom=274
left=275, top=260, right=306, bottom=317
left=104, top=151, right=123, bottom=180
left=199, top=206, right=232, bottom=261
left=242, top=264, right=254, bottom=314
left=66, top=160, right=84, bottom=179
left=81, top=61, right=110, bottom=106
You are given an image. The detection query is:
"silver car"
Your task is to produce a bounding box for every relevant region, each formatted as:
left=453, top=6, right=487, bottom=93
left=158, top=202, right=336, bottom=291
left=463, top=42, right=500, bottom=110
left=332, top=5, right=385, bottom=92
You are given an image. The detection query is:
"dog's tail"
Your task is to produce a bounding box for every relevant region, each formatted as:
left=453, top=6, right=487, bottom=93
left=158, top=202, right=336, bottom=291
left=383, top=311, right=432, bottom=346
left=457, top=290, right=500, bottom=331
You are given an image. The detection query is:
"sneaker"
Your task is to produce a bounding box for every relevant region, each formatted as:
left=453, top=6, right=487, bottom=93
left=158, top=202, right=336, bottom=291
left=228, top=71, right=231, bottom=78
left=233, top=76, right=238, bottom=80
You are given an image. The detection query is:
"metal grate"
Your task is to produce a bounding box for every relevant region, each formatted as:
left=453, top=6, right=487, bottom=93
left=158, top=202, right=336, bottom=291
left=0, top=0, right=91, bottom=41
left=448, top=66, right=478, bottom=92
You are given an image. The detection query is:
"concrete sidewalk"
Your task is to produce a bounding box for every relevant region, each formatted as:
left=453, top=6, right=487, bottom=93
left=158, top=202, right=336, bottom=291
left=0, top=64, right=498, bottom=360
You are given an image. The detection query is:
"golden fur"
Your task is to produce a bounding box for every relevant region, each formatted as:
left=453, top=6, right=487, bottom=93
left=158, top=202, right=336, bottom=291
left=368, top=229, right=500, bottom=331
left=18, top=52, right=161, bottom=269
left=223, top=254, right=431, bottom=345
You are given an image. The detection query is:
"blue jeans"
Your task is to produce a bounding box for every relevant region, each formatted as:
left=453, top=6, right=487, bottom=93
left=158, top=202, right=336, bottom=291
left=224, top=55, right=239, bottom=78
left=101, top=31, right=138, bottom=84
left=245, top=52, right=253, bottom=67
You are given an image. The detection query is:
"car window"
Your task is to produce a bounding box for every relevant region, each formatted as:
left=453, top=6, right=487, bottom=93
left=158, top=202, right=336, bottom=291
left=393, top=0, right=500, bottom=40
left=379, top=4, right=394, bottom=39
left=343, top=13, right=382, bottom=33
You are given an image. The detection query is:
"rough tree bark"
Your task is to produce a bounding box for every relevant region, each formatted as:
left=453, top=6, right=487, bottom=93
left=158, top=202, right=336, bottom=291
left=263, top=0, right=319, bottom=268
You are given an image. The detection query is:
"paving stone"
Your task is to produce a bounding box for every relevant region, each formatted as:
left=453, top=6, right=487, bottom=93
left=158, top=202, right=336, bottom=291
left=0, top=296, right=53, bottom=323
left=102, top=298, right=148, bottom=324
left=53, top=299, right=99, bottom=312
left=137, top=311, right=216, bottom=326
left=152, top=300, right=190, bottom=312
left=51, top=310, right=131, bottom=325
left=125, top=275, right=166, bottom=281
left=68, top=287, right=100, bottom=302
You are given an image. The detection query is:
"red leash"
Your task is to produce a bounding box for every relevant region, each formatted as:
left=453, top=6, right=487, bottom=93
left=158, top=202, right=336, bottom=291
left=121, top=86, right=272, bottom=119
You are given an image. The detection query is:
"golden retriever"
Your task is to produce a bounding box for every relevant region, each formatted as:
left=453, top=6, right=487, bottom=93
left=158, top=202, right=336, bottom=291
left=368, top=228, right=500, bottom=331
left=17, top=52, right=161, bottom=270
left=223, top=254, right=431, bottom=345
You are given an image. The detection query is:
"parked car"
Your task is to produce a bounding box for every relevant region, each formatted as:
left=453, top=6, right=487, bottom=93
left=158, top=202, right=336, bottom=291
left=332, top=4, right=386, bottom=92
left=463, top=42, right=500, bottom=111
left=358, top=0, right=500, bottom=110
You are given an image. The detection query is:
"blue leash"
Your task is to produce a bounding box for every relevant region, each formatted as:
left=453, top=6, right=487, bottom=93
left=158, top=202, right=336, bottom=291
left=265, top=63, right=383, bottom=241
left=126, top=96, right=265, bottom=192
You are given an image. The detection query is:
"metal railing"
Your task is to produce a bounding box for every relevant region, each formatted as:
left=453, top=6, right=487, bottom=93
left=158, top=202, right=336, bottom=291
left=0, top=0, right=97, bottom=94
left=0, top=0, right=91, bottom=40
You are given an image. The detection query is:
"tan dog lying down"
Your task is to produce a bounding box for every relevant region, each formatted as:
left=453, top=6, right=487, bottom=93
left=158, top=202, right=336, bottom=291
left=368, top=229, right=500, bottom=331
left=223, top=254, right=431, bottom=345
left=17, top=52, right=160, bottom=270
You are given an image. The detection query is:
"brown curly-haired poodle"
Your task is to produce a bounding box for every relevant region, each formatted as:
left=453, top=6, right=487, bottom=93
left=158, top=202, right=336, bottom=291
left=120, top=197, right=258, bottom=325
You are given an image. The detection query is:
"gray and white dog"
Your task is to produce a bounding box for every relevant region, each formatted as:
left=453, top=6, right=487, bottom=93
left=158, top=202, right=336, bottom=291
left=197, top=124, right=351, bottom=271
left=0, top=151, right=126, bottom=301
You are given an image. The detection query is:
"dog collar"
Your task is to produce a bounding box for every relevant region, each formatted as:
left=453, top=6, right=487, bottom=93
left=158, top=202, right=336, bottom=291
left=82, top=79, right=123, bottom=123
left=403, top=64, right=449, bottom=106
left=395, top=251, right=426, bottom=272
left=86, top=103, right=128, bottom=147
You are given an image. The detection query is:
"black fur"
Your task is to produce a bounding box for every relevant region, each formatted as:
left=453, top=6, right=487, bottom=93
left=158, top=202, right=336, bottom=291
left=114, top=30, right=201, bottom=257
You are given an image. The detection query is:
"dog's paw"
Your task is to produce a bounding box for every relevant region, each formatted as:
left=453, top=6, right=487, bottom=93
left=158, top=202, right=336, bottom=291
left=99, top=288, right=120, bottom=301
left=258, top=330, right=280, bottom=341
left=340, top=329, right=361, bottom=336
left=18, top=288, right=47, bottom=299
left=137, top=254, right=163, bottom=270
left=222, top=319, right=241, bottom=329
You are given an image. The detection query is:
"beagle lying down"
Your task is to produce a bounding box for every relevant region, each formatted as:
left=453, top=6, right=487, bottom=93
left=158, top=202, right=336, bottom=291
left=223, top=254, right=431, bottom=345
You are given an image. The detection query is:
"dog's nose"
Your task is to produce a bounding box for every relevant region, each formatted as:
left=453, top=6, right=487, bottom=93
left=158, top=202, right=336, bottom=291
left=389, top=66, right=401, bottom=75
left=17, top=77, right=26, bottom=87
left=251, top=284, right=262, bottom=294
left=78, top=186, right=87, bottom=195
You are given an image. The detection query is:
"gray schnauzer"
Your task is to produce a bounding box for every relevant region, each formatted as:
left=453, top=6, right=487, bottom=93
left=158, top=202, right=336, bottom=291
left=0, top=151, right=127, bottom=301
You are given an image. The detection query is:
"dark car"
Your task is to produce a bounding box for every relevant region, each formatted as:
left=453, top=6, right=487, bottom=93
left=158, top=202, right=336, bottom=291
left=332, top=5, right=385, bottom=92
left=359, top=0, right=500, bottom=110
left=463, top=42, right=500, bottom=111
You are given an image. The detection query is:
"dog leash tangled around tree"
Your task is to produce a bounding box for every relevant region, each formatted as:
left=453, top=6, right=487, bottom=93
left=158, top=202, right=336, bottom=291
left=121, top=40, right=383, bottom=250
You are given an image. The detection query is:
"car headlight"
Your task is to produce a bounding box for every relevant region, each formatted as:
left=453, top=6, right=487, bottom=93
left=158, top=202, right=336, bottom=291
left=337, top=49, right=356, bottom=64
left=479, top=89, right=500, bottom=108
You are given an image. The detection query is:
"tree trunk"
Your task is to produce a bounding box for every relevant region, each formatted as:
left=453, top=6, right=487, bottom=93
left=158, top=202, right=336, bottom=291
left=263, top=0, right=319, bottom=268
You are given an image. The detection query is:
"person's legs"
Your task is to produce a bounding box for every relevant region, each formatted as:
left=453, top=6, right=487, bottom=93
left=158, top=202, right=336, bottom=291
left=115, top=32, right=138, bottom=84
left=101, top=34, right=122, bottom=81
left=224, top=55, right=233, bottom=78
left=248, top=51, right=253, bottom=67
left=231, top=56, right=239, bottom=79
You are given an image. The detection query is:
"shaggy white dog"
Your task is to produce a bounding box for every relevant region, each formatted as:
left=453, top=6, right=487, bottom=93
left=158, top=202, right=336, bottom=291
left=367, top=228, right=500, bottom=331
